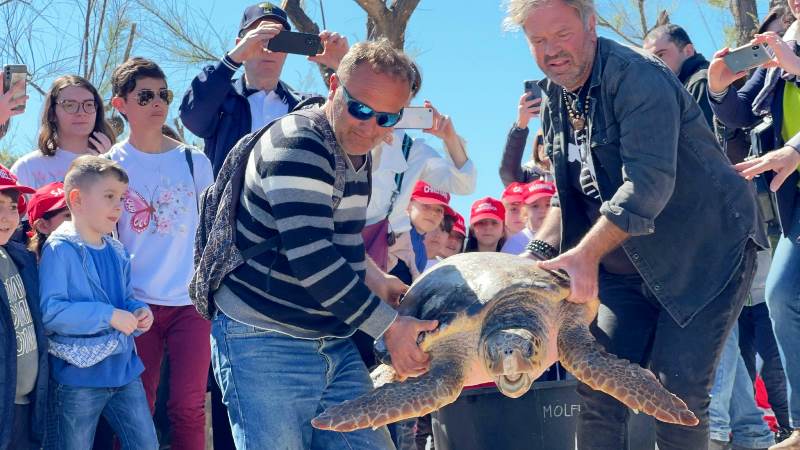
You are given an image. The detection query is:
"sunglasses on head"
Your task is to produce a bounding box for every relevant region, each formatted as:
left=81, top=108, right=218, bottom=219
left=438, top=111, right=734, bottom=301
left=56, top=99, right=97, bottom=114
left=133, top=88, right=173, bottom=106
left=340, top=86, right=403, bottom=128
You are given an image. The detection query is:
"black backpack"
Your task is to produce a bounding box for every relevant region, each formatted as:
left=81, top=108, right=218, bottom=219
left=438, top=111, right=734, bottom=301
left=189, top=100, right=350, bottom=319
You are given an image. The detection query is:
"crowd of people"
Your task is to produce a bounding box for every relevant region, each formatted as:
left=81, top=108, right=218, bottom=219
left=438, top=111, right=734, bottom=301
left=3, top=0, right=800, bottom=449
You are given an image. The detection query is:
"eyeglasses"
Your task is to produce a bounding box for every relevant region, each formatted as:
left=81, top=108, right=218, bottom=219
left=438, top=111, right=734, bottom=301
left=56, top=99, right=97, bottom=114
left=340, top=85, right=403, bottom=128
left=134, top=89, right=173, bottom=107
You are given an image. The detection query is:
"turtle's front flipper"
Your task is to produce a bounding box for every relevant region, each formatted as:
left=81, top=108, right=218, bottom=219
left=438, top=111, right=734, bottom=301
left=312, top=351, right=467, bottom=432
left=557, top=319, right=699, bottom=426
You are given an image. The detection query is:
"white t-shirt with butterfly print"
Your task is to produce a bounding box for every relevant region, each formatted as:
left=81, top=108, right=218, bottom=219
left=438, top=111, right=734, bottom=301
left=106, top=141, right=213, bottom=307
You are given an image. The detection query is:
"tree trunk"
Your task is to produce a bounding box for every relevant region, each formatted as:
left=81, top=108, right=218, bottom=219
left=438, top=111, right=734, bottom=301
left=730, top=0, right=759, bottom=46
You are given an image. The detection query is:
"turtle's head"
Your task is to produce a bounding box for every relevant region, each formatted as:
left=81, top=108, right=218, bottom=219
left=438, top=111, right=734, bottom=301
left=478, top=327, right=545, bottom=398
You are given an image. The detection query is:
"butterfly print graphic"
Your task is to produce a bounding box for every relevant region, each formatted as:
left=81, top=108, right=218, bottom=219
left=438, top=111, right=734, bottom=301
left=124, top=188, right=157, bottom=233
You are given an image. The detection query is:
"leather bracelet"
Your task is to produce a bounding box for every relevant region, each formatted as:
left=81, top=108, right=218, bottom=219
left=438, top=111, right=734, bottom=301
left=526, top=239, right=558, bottom=260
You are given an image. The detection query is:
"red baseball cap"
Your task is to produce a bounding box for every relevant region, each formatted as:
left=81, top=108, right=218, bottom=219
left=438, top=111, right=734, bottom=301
left=470, top=197, right=506, bottom=225
left=524, top=180, right=556, bottom=205
left=410, top=181, right=451, bottom=208
left=501, top=182, right=527, bottom=204
left=451, top=212, right=466, bottom=237
left=28, top=182, right=67, bottom=224
left=0, top=165, right=34, bottom=215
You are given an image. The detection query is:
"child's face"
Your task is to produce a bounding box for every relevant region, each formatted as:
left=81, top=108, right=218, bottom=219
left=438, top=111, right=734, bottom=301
left=114, top=77, right=170, bottom=131
left=442, top=231, right=464, bottom=258
left=472, top=218, right=504, bottom=248
left=0, top=192, right=20, bottom=245
left=408, top=200, right=445, bottom=234
left=525, top=197, right=552, bottom=232
left=34, top=208, right=71, bottom=236
left=423, top=226, right=447, bottom=259
left=503, top=200, right=526, bottom=235
left=71, top=175, right=127, bottom=236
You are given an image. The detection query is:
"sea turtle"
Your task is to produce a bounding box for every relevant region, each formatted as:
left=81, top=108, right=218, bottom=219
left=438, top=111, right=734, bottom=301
left=312, top=252, right=698, bottom=432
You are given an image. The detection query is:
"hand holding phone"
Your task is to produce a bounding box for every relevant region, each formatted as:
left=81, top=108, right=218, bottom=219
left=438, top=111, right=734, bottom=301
left=1, top=65, right=27, bottom=129
left=229, top=22, right=283, bottom=64
left=723, top=43, right=774, bottom=74
left=267, top=31, right=324, bottom=56
left=517, top=80, right=542, bottom=129
left=395, top=106, right=434, bottom=129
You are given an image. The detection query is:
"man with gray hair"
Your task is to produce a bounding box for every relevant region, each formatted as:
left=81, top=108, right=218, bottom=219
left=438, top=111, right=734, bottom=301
left=508, top=0, right=766, bottom=448
left=209, top=39, right=437, bottom=449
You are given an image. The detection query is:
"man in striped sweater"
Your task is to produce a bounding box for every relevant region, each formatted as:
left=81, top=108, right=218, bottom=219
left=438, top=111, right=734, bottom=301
left=210, top=39, right=438, bottom=449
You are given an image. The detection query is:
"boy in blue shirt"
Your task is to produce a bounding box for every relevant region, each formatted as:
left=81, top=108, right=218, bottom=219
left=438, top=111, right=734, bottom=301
left=39, top=155, right=157, bottom=449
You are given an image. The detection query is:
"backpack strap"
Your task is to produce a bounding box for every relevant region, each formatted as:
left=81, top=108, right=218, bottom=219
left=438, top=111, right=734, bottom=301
left=384, top=133, right=413, bottom=221
left=183, top=146, right=199, bottom=212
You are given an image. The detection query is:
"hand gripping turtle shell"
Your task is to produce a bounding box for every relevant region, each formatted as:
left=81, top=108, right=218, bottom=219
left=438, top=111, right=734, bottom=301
left=312, top=252, right=698, bottom=431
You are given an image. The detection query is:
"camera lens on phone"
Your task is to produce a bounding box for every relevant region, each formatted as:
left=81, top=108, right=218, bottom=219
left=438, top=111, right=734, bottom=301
left=752, top=45, right=760, bottom=50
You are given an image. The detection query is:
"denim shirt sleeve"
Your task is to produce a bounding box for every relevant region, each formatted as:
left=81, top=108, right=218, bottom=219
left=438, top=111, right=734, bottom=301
left=598, top=62, right=679, bottom=236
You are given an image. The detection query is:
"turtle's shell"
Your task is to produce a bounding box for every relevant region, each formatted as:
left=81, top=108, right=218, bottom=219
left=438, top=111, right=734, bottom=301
left=397, top=252, right=569, bottom=328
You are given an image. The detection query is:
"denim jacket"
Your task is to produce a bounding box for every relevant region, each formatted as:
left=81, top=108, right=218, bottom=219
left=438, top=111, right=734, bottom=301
left=539, top=37, right=766, bottom=327
left=39, top=222, right=148, bottom=385
left=0, top=241, right=47, bottom=449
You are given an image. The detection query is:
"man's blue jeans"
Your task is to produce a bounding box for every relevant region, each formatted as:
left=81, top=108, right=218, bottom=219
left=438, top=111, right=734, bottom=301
left=210, top=312, right=395, bottom=450
left=766, top=199, right=800, bottom=428
left=45, top=378, right=158, bottom=450
left=709, top=323, right=775, bottom=448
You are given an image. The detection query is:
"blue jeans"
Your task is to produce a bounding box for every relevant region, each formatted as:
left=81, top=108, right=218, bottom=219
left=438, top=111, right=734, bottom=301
left=766, top=199, right=800, bottom=428
left=45, top=378, right=158, bottom=450
left=210, top=313, right=395, bottom=450
left=709, top=323, right=775, bottom=448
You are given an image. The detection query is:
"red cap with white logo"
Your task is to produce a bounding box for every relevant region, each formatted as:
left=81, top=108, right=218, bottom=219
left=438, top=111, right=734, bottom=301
left=524, top=180, right=556, bottom=205
left=501, top=182, right=527, bottom=204
left=469, top=197, right=506, bottom=225
left=451, top=212, right=466, bottom=237
left=0, top=164, right=34, bottom=216
left=28, top=182, right=67, bottom=224
left=410, top=181, right=451, bottom=208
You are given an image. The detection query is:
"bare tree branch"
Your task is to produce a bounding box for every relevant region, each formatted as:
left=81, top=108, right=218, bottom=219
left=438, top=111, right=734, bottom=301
left=596, top=14, right=641, bottom=46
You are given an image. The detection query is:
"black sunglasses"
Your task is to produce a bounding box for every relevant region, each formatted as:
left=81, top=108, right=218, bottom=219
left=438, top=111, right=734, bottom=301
left=134, top=88, right=173, bottom=106
left=340, top=85, right=403, bottom=128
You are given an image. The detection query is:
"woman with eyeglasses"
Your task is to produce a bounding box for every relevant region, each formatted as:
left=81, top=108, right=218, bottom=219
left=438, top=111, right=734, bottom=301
left=11, top=75, right=116, bottom=189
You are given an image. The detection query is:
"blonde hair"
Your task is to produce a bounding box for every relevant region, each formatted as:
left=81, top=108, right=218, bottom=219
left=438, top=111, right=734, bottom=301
left=336, top=38, right=416, bottom=91
left=504, top=0, right=595, bottom=30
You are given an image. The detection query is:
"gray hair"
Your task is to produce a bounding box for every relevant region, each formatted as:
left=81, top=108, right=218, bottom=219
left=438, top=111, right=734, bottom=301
left=336, top=38, right=416, bottom=91
left=503, top=0, right=596, bottom=30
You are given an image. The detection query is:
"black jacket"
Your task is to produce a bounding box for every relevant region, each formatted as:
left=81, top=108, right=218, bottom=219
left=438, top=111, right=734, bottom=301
left=0, top=241, right=47, bottom=450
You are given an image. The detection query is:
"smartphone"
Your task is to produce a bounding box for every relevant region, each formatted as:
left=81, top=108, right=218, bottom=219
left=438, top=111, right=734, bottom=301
left=395, top=106, right=434, bottom=129
left=267, top=31, right=323, bottom=56
left=524, top=80, right=542, bottom=102
left=724, top=43, right=773, bottom=73
left=3, top=65, right=27, bottom=111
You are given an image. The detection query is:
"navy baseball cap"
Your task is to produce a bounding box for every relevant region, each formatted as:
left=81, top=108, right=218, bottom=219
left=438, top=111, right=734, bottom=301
left=240, top=2, right=292, bottom=36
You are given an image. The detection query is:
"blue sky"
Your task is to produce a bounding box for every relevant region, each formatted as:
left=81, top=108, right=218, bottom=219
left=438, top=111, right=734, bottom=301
left=5, top=0, right=773, bottom=217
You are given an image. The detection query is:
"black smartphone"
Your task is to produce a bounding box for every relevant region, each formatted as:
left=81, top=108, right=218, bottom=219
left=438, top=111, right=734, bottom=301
left=524, top=80, right=542, bottom=102
left=3, top=64, right=27, bottom=111
left=267, top=31, right=323, bottom=56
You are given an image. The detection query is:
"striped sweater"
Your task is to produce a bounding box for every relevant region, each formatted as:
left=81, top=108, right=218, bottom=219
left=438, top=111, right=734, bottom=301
left=216, top=108, right=398, bottom=339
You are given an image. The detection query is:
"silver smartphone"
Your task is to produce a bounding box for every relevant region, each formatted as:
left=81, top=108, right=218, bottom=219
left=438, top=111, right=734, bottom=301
left=723, top=43, right=773, bottom=74
left=3, top=65, right=27, bottom=112
left=395, top=106, right=434, bottom=129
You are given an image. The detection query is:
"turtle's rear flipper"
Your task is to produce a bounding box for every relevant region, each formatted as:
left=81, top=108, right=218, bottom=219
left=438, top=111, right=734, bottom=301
left=312, top=354, right=465, bottom=432
left=557, top=321, right=699, bottom=426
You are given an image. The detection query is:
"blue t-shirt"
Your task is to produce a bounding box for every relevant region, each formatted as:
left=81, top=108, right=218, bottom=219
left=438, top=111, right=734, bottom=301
left=88, top=243, right=125, bottom=307
left=409, top=227, right=427, bottom=274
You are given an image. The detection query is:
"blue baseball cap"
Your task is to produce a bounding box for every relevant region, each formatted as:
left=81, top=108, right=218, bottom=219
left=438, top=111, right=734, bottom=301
left=240, top=2, right=292, bottom=36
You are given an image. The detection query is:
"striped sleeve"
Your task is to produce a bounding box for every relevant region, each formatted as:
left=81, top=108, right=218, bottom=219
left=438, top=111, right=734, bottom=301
left=256, top=117, right=397, bottom=339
